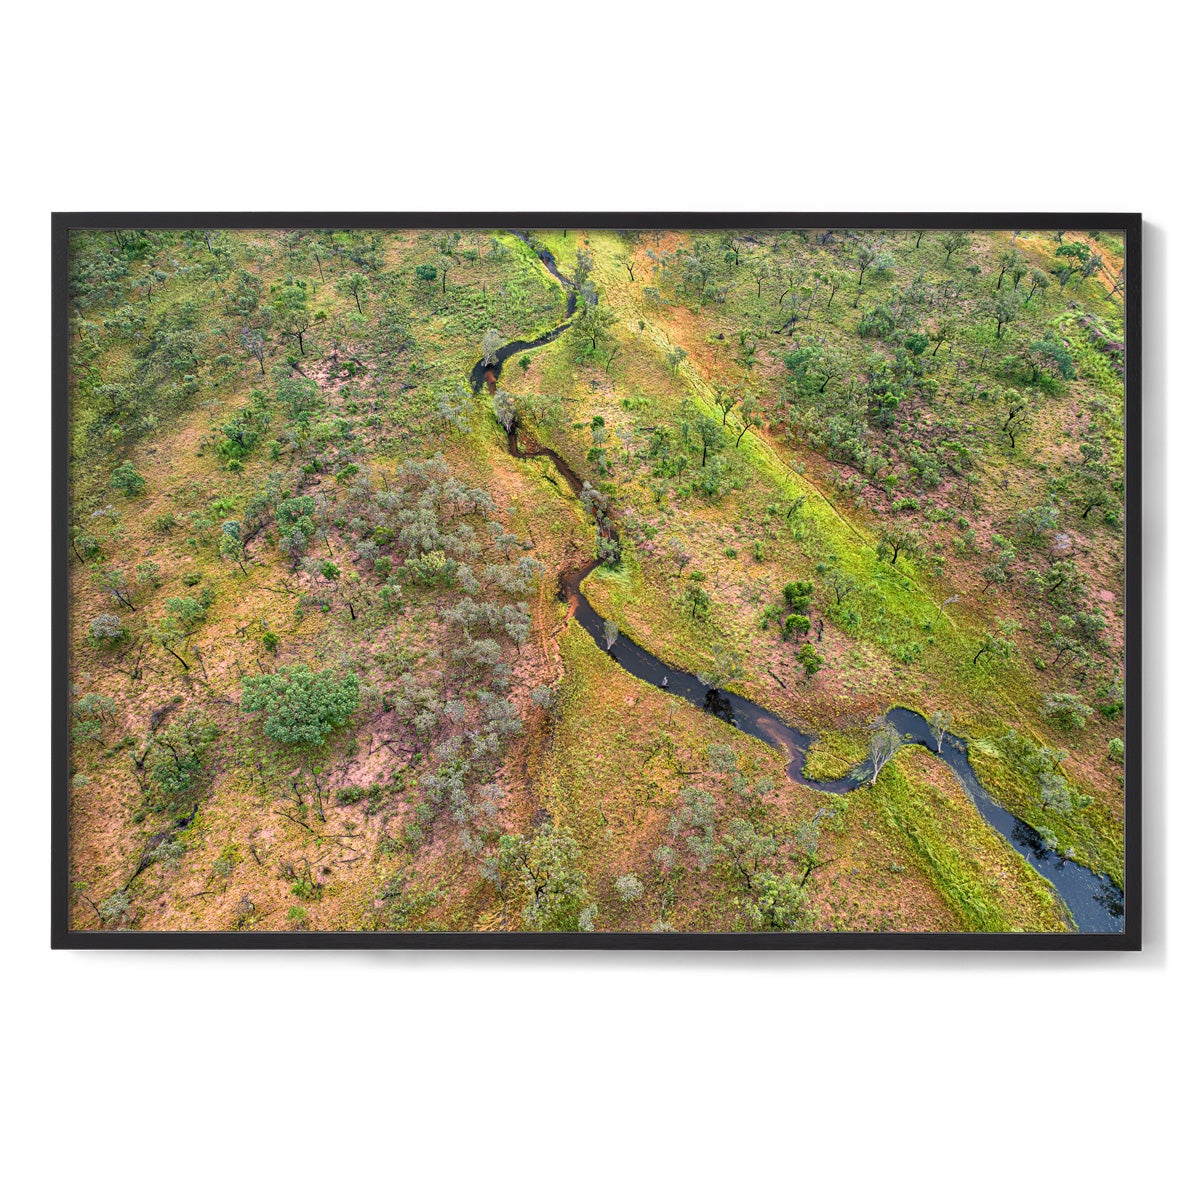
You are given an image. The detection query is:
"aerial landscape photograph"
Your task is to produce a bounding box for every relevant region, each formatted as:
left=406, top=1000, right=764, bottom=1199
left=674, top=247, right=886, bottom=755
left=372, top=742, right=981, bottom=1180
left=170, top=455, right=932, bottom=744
left=62, top=221, right=1130, bottom=937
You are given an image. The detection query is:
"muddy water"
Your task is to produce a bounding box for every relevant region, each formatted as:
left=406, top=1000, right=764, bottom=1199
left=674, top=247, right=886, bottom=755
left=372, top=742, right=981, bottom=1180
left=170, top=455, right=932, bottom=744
left=469, top=236, right=1124, bottom=935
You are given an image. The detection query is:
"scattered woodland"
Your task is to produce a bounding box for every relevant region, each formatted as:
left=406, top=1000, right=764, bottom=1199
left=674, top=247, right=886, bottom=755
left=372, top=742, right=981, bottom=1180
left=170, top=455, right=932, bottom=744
left=66, top=223, right=1127, bottom=933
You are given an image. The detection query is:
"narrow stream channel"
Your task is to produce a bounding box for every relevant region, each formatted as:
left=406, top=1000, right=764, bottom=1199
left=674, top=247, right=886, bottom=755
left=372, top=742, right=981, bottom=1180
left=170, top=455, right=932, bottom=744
left=469, top=232, right=1124, bottom=935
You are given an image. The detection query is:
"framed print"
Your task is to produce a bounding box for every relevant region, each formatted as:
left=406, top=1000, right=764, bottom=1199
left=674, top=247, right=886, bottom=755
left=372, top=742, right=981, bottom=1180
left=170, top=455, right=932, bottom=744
left=53, top=213, right=1140, bottom=948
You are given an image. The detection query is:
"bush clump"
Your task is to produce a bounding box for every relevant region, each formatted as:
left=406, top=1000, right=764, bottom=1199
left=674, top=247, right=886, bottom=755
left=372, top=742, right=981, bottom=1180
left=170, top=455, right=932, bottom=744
left=110, top=460, right=147, bottom=497
left=241, top=665, right=360, bottom=746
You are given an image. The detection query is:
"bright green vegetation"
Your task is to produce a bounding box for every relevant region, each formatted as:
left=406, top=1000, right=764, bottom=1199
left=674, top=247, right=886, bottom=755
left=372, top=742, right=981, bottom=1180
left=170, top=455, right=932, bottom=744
left=66, top=224, right=1125, bottom=933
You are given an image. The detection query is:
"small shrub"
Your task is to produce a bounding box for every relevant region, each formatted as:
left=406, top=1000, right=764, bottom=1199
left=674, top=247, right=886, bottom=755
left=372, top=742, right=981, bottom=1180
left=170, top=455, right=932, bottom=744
left=783, top=580, right=814, bottom=613
left=614, top=874, right=644, bottom=903
left=796, top=644, right=823, bottom=677
left=1041, top=692, right=1094, bottom=731
left=135, top=561, right=162, bottom=589
left=97, top=890, right=131, bottom=927
left=88, top=613, right=125, bottom=645
left=783, top=613, right=811, bottom=640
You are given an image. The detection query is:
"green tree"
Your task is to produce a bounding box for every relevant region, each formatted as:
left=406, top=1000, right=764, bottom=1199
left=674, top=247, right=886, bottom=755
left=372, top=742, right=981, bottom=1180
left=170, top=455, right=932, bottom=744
left=272, top=282, right=312, bottom=357
left=988, top=288, right=1020, bottom=339
left=783, top=580, right=815, bottom=612
left=336, top=271, right=369, bottom=314
left=614, top=873, right=644, bottom=903
left=783, top=613, right=811, bottom=640
left=929, top=319, right=957, bottom=356
left=483, top=827, right=594, bottom=932
left=735, top=395, right=763, bottom=447
left=795, top=643, right=823, bottom=677
left=748, top=256, right=772, bottom=299
left=825, top=567, right=856, bottom=605
left=110, top=460, right=146, bottom=497
left=493, top=390, right=516, bottom=433
left=73, top=692, right=117, bottom=743
left=481, top=328, right=503, bottom=367
left=574, top=292, right=617, bottom=355
left=1025, top=333, right=1076, bottom=383
left=929, top=710, right=950, bottom=753
left=572, top=247, right=594, bottom=288
left=1055, top=241, right=1091, bottom=277
left=694, top=416, right=724, bottom=466
left=941, top=231, right=969, bottom=263
left=698, top=643, right=744, bottom=691
left=667, top=536, right=691, bottom=577
left=1078, top=475, right=1110, bottom=520
left=713, top=384, right=739, bottom=426
left=1038, top=772, right=1092, bottom=817
left=1025, top=268, right=1050, bottom=303
left=434, top=232, right=460, bottom=293
left=150, top=611, right=192, bottom=671
left=719, top=818, right=778, bottom=890
left=219, top=408, right=262, bottom=461
left=95, top=567, right=137, bottom=612
left=747, top=872, right=811, bottom=930
left=88, top=613, right=125, bottom=646
left=981, top=542, right=1017, bottom=593
left=784, top=342, right=846, bottom=395
left=867, top=723, right=903, bottom=784
left=999, top=389, right=1033, bottom=449
left=683, top=577, right=711, bottom=620
left=995, top=248, right=1019, bottom=289
left=240, top=665, right=360, bottom=746
left=854, top=245, right=877, bottom=287
left=275, top=494, right=317, bottom=562
left=219, top=520, right=249, bottom=576
left=876, top=525, right=921, bottom=566
left=143, top=712, right=219, bottom=801
left=972, top=620, right=1018, bottom=667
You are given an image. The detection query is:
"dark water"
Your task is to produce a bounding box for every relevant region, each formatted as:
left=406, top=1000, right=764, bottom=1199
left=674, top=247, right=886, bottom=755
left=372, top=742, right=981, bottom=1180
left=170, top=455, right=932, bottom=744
left=470, top=236, right=1124, bottom=935
left=468, top=320, right=574, bottom=394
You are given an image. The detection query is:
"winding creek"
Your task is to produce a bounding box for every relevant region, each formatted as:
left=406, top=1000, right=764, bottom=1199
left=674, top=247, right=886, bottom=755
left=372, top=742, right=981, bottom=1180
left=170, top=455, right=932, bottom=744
left=469, top=234, right=1124, bottom=934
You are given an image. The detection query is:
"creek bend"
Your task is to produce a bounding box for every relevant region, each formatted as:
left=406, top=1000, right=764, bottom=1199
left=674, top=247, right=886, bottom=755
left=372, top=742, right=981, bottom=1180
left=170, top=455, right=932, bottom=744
left=468, top=236, right=1123, bottom=935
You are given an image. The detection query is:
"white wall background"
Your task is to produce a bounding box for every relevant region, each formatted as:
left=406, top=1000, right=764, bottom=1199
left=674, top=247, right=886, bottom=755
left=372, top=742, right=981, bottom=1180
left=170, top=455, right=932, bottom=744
left=4, top=2, right=1193, bottom=1194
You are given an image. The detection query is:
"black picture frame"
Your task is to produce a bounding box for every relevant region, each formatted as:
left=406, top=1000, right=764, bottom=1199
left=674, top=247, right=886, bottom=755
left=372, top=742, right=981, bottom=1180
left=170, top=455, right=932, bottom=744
left=52, top=212, right=1141, bottom=950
